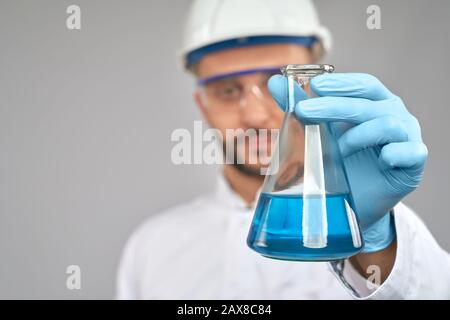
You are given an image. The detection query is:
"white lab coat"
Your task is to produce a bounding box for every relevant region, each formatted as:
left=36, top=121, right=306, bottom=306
left=116, top=174, right=450, bottom=299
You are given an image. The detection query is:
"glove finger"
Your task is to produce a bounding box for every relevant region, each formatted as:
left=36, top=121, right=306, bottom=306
left=311, top=73, right=395, bottom=101
left=379, top=141, right=428, bottom=170
left=338, top=116, right=409, bottom=157
left=296, top=96, right=389, bottom=124
left=268, top=75, right=309, bottom=112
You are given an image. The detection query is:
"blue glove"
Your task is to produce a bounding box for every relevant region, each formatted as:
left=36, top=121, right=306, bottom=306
left=268, top=73, right=428, bottom=253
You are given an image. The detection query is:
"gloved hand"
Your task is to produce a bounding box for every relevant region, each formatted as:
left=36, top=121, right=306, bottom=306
left=268, top=73, right=428, bottom=253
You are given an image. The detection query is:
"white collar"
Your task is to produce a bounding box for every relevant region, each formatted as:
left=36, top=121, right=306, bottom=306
left=213, top=173, right=261, bottom=212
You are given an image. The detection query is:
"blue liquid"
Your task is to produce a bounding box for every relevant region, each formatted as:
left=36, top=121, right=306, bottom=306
left=247, top=193, right=363, bottom=261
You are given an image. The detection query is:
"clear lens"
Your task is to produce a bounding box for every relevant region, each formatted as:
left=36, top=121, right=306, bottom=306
left=199, top=68, right=280, bottom=112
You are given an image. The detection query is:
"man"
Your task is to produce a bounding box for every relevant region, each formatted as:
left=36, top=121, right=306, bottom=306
left=117, top=0, right=450, bottom=299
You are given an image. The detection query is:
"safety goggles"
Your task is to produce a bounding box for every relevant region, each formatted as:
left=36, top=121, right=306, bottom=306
left=197, top=66, right=282, bottom=112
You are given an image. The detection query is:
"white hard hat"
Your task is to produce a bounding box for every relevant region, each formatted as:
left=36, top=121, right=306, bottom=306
left=181, top=0, right=332, bottom=70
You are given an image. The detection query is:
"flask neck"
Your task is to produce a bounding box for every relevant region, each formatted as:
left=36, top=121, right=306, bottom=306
left=281, top=64, right=334, bottom=109
left=281, top=64, right=334, bottom=86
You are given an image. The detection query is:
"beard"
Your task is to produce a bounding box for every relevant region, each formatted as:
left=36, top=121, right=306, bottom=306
left=221, top=129, right=274, bottom=177
left=233, top=162, right=263, bottom=177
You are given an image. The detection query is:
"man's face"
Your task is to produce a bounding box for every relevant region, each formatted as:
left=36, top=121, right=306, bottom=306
left=194, top=43, right=313, bottom=175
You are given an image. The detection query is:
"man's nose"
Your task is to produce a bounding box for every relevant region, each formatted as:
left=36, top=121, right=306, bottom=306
left=239, top=85, right=271, bottom=127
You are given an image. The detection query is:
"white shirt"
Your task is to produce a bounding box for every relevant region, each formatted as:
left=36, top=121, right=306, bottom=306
left=116, top=174, right=450, bottom=299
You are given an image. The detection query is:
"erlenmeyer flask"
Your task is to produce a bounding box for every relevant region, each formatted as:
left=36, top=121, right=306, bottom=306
left=247, top=64, right=364, bottom=261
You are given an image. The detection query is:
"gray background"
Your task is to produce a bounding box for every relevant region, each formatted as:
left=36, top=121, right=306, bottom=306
left=0, top=0, right=448, bottom=299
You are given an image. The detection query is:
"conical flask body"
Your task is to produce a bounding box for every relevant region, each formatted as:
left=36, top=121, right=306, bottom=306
left=247, top=65, right=364, bottom=261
